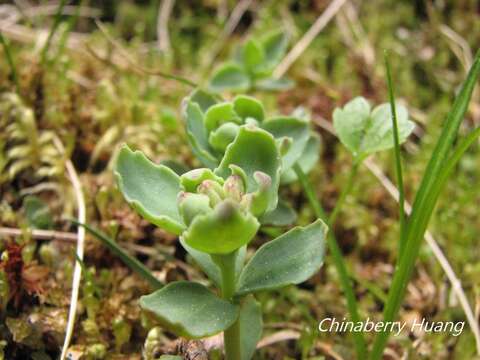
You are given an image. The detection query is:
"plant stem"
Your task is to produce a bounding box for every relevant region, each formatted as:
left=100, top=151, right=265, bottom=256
left=293, top=164, right=367, bottom=359
left=329, top=159, right=360, bottom=225
left=213, top=252, right=242, bottom=360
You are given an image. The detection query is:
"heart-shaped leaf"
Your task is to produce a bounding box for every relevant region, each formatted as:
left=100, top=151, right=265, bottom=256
left=182, top=200, right=259, bottom=254
left=281, top=133, right=321, bottom=184
left=140, top=281, right=239, bottom=339
left=239, top=296, right=263, bottom=360
left=209, top=63, right=251, bottom=93
left=262, top=116, right=310, bottom=171
left=215, top=125, right=281, bottom=213
left=333, top=97, right=415, bottom=158
left=237, top=219, right=328, bottom=295
left=183, top=101, right=218, bottom=168
left=115, top=145, right=185, bottom=234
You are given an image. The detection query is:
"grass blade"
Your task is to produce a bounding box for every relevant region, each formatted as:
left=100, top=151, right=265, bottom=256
left=40, top=0, right=69, bottom=64
left=370, top=49, right=480, bottom=360
left=0, top=32, right=20, bottom=91
left=71, top=220, right=163, bottom=289
left=293, top=163, right=367, bottom=359
left=384, top=51, right=407, bottom=258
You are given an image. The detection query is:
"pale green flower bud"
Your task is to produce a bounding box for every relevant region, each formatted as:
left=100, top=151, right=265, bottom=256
left=178, top=192, right=212, bottom=226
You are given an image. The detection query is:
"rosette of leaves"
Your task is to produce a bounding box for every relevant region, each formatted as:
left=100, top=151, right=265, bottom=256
left=209, top=30, right=293, bottom=92
left=182, top=90, right=321, bottom=178
left=182, top=89, right=321, bottom=226
left=115, top=134, right=327, bottom=359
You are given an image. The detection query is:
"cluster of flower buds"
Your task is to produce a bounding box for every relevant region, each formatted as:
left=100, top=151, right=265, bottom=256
left=177, top=166, right=272, bottom=254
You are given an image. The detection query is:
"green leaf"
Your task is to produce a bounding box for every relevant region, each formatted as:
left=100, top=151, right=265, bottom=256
left=262, top=116, right=310, bottom=171
left=180, top=240, right=247, bottom=288
left=239, top=296, right=263, bottom=360
left=209, top=123, right=240, bottom=152
left=205, top=102, right=241, bottom=133
left=188, top=88, right=219, bottom=113
left=237, top=220, right=328, bottom=295
left=261, top=30, right=289, bottom=70
left=333, top=97, right=415, bottom=157
left=233, top=95, right=265, bottom=122
left=140, top=281, right=239, bottom=339
left=23, top=196, right=53, bottom=230
left=182, top=200, right=260, bottom=254
left=209, top=63, right=251, bottom=93
left=254, top=77, right=294, bottom=91
left=159, top=356, right=182, bottom=360
left=115, top=145, right=185, bottom=235
left=215, top=125, right=281, bottom=213
left=281, top=133, right=321, bottom=184
left=243, top=39, right=265, bottom=74
left=260, top=200, right=297, bottom=227
left=183, top=101, right=219, bottom=168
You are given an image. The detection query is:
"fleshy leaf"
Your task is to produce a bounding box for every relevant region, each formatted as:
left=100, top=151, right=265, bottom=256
left=333, top=97, right=415, bottom=157
left=260, top=200, right=297, bottom=226
left=261, top=30, right=289, bottom=70
left=182, top=199, right=260, bottom=254
left=204, top=102, right=241, bottom=132
left=209, top=122, right=240, bottom=152
left=115, top=145, right=185, bottom=234
left=140, top=281, right=239, bottom=339
left=239, top=296, right=263, bottom=360
left=180, top=168, right=224, bottom=193
left=188, top=88, right=219, bottom=113
left=233, top=95, right=265, bottom=122
left=183, top=101, right=218, bottom=168
left=281, top=133, right=321, bottom=184
left=215, top=125, right=281, bottom=213
left=177, top=192, right=212, bottom=226
left=237, top=220, right=328, bottom=295
left=262, top=116, right=310, bottom=171
left=209, top=63, right=251, bottom=93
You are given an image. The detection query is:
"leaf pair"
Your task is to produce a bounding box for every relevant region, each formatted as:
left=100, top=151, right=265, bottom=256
left=209, top=30, right=293, bottom=92
left=140, top=220, right=327, bottom=340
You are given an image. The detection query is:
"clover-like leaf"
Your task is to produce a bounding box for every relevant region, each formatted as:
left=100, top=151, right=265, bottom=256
left=281, top=133, right=321, bottom=184
left=262, top=116, right=310, bottom=171
left=233, top=95, right=265, bottom=122
left=183, top=101, right=218, bottom=168
left=115, top=145, right=185, bottom=235
left=140, top=281, right=239, bottom=339
left=182, top=199, right=259, bottom=254
left=261, top=30, right=289, bottom=70
left=333, top=97, right=415, bottom=158
left=237, top=219, right=328, bottom=295
left=239, top=296, right=263, bottom=360
left=215, top=125, right=281, bottom=213
left=209, top=63, right=251, bottom=93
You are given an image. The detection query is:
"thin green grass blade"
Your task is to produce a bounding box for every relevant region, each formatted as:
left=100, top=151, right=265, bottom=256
left=71, top=220, right=163, bottom=289
left=384, top=51, right=407, bottom=258
left=293, top=164, right=367, bottom=359
left=370, top=50, right=480, bottom=360
left=40, top=0, right=68, bottom=64
left=0, top=32, right=20, bottom=91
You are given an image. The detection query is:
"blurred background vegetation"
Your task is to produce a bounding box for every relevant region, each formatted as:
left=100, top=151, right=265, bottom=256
left=0, top=0, right=479, bottom=359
